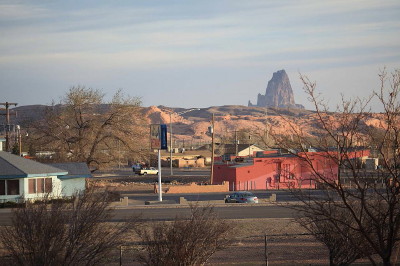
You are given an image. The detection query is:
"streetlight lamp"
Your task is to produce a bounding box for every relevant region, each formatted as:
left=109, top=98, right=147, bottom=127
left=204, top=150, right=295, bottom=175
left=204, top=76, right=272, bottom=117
left=15, top=125, right=21, bottom=156
left=169, top=108, right=200, bottom=175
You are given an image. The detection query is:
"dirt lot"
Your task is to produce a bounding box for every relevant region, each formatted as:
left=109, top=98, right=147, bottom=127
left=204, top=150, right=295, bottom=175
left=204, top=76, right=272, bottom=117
left=109, top=218, right=330, bottom=265
left=86, top=178, right=328, bottom=265
left=0, top=176, right=367, bottom=265
left=88, top=178, right=329, bottom=265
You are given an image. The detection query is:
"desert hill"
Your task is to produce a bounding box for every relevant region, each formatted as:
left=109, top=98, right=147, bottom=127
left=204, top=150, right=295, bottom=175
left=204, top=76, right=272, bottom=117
left=2, top=104, right=385, bottom=148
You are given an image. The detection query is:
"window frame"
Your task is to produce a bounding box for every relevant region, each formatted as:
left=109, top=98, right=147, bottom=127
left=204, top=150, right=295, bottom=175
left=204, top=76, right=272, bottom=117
left=6, top=180, right=20, bottom=195
left=27, top=178, right=53, bottom=194
left=0, top=180, right=5, bottom=195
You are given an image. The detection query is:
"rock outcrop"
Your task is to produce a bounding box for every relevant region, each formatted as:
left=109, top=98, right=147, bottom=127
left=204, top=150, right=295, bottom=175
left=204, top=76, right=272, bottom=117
left=248, top=70, right=304, bottom=109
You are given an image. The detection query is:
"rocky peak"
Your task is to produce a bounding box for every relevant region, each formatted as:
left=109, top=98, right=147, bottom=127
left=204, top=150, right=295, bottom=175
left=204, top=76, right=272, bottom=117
left=249, top=69, right=304, bottom=109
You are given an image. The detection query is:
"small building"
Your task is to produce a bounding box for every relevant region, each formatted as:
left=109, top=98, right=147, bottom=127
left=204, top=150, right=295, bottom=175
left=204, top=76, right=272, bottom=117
left=0, top=152, right=91, bottom=202
left=213, top=149, right=370, bottom=191
left=197, top=143, right=264, bottom=157
left=160, top=149, right=211, bottom=168
left=49, top=162, right=92, bottom=196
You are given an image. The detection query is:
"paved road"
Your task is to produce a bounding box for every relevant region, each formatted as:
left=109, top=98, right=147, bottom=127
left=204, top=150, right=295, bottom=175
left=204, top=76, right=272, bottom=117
left=122, top=189, right=325, bottom=203
left=94, top=167, right=210, bottom=179
left=0, top=204, right=294, bottom=226
left=113, top=205, right=294, bottom=221
left=93, top=167, right=211, bottom=184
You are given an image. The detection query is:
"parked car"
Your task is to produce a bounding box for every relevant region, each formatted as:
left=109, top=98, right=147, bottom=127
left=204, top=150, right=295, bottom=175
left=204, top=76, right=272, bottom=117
left=225, top=191, right=259, bottom=203
left=132, top=164, right=142, bottom=173
left=135, top=167, right=159, bottom=175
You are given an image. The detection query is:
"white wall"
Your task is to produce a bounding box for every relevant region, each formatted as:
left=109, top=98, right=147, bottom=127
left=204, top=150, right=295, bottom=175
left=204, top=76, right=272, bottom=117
left=22, top=176, right=63, bottom=200
left=60, top=178, right=86, bottom=197
left=0, top=176, right=63, bottom=202
left=0, top=176, right=86, bottom=202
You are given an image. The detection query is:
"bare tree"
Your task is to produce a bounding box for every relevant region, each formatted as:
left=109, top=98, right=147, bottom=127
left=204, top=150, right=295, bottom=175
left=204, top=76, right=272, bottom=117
left=134, top=204, right=233, bottom=265
left=28, top=87, right=148, bottom=170
left=296, top=200, right=371, bottom=265
left=0, top=189, right=137, bottom=266
left=272, top=69, right=400, bottom=265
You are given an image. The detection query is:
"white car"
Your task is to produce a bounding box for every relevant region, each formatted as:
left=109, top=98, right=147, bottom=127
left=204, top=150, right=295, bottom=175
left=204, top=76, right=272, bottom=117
left=136, top=167, right=159, bottom=175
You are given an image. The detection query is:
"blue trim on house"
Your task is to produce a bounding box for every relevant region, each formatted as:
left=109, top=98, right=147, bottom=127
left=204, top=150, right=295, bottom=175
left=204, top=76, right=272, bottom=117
left=58, top=174, right=91, bottom=180
left=27, top=172, right=68, bottom=177
left=0, top=175, right=27, bottom=179
left=0, top=172, right=69, bottom=179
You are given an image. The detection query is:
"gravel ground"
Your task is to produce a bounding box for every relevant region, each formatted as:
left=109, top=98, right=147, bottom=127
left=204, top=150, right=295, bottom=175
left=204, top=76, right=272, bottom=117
left=89, top=178, right=331, bottom=265
left=113, top=218, right=330, bottom=265
left=208, top=218, right=329, bottom=265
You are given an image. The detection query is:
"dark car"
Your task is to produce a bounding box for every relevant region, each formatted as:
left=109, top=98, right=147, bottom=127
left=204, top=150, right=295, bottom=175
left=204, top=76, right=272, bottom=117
left=225, top=191, right=259, bottom=203
left=132, top=164, right=142, bottom=173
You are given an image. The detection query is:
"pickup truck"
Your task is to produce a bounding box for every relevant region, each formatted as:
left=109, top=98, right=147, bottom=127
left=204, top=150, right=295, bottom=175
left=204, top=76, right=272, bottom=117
left=135, top=167, right=159, bottom=175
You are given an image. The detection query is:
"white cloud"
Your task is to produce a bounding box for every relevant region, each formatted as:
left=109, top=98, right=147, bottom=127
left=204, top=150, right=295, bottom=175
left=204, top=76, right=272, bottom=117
left=0, top=0, right=399, bottom=109
left=0, top=3, right=51, bottom=20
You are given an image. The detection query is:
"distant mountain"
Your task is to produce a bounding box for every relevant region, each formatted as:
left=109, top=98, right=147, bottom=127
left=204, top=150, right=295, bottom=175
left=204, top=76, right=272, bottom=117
left=248, top=69, right=304, bottom=109
left=2, top=104, right=385, bottom=149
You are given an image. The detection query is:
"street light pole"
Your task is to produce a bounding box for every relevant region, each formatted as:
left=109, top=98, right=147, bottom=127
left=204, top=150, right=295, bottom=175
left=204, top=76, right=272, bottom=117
left=170, top=112, right=173, bottom=175
left=168, top=108, right=200, bottom=176
left=210, top=113, right=215, bottom=185
left=16, top=125, right=22, bottom=156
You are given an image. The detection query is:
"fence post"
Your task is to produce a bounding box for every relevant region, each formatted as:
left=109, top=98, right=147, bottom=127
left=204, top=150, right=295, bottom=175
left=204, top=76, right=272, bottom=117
left=265, top=233, right=268, bottom=266
left=120, top=246, right=123, bottom=266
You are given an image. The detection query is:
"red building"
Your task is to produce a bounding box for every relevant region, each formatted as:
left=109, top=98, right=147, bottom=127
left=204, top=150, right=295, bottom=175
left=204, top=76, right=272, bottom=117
left=213, top=149, right=370, bottom=191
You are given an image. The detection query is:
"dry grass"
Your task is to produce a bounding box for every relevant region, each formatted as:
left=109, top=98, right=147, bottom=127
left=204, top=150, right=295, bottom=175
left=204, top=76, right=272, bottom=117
left=109, top=218, right=330, bottom=265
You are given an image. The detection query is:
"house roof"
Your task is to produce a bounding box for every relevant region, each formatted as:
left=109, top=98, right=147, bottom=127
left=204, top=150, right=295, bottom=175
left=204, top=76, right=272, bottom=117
left=197, top=143, right=263, bottom=153
left=49, top=163, right=92, bottom=179
left=0, top=152, right=68, bottom=178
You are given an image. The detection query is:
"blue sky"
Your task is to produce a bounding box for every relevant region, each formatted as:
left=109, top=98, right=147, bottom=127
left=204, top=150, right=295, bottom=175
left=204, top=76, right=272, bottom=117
left=1, top=0, right=399, bottom=111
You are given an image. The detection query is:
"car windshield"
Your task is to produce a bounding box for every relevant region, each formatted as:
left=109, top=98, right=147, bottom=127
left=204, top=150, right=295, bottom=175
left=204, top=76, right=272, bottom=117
left=241, top=192, right=255, bottom=197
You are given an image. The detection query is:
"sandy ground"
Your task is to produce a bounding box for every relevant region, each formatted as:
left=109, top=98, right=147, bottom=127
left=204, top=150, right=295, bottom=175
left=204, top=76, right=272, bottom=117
left=111, top=218, right=330, bottom=265
left=90, top=177, right=331, bottom=265
left=0, top=178, right=370, bottom=265
left=85, top=179, right=332, bottom=265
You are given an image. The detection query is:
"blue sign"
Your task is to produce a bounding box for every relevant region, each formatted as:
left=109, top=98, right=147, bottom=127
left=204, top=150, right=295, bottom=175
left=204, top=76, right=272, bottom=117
left=160, top=124, right=167, bottom=150
left=150, top=124, right=168, bottom=150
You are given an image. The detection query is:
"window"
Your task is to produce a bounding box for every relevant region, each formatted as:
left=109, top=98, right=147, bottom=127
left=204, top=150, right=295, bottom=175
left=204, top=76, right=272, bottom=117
left=37, top=178, right=44, bottom=193
left=7, top=180, right=20, bottom=195
left=28, top=179, right=36, bottom=194
left=283, top=164, right=291, bottom=179
left=28, top=178, right=53, bottom=194
left=0, top=180, right=5, bottom=195
left=0, top=180, right=20, bottom=195
left=45, top=178, right=52, bottom=193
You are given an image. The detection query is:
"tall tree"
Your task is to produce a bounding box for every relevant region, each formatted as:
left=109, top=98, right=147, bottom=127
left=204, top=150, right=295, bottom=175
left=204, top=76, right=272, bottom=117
left=30, top=87, right=147, bottom=170
left=272, top=69, right=400, bottom=265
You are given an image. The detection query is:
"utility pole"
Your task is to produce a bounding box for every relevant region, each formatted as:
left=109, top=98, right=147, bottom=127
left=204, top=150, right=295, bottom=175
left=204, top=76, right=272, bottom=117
left=248, top=134, right=252, bottom=157
left=0, top=102, right=18, bottom=152
left=210, top=113, right=215, bottom=185
left=170, top=112, right=173, bottom=175
left=265, top=107, right=269, bottom=147
left=168, top=108, right=199, bottom=176
left=235, top=130, right=238, bottom=156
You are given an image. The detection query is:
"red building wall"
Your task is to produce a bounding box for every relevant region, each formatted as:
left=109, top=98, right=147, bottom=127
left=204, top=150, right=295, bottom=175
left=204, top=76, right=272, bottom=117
left=213, top=150, right=369, bottom=191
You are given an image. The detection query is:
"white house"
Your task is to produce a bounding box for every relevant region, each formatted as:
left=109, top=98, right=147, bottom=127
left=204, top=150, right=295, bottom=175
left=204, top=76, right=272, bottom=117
left=0, top=152, right=91, bottom=202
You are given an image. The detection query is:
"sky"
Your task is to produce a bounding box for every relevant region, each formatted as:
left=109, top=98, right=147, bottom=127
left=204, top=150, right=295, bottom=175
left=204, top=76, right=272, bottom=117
left=1, top=0, right=399, bottom=111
